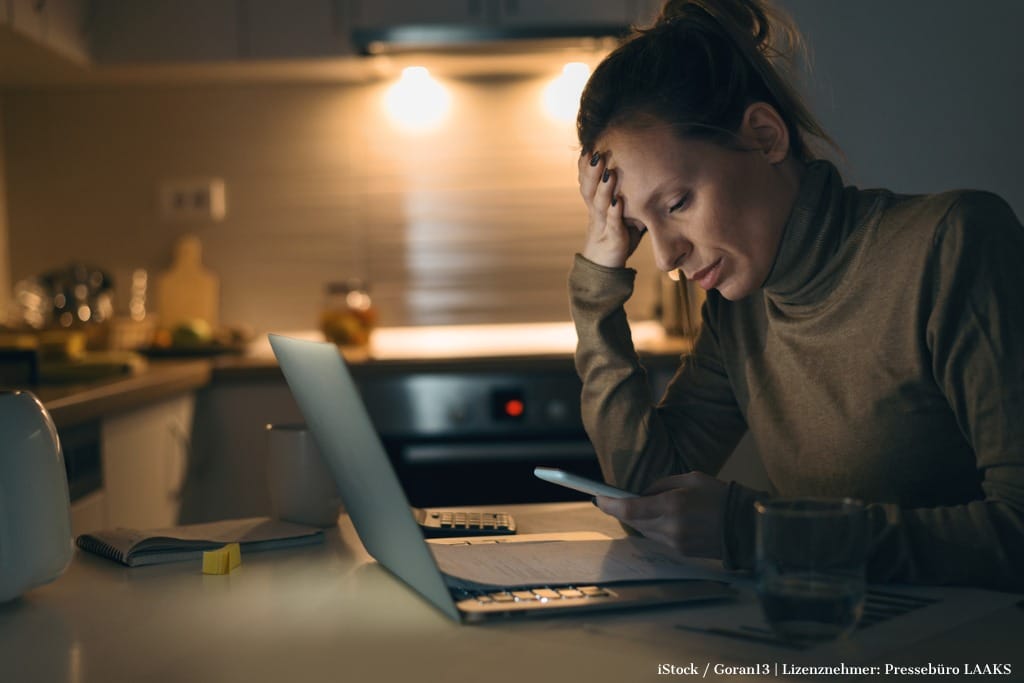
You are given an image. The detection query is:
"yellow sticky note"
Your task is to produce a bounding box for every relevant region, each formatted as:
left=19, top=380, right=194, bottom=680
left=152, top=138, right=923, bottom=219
left=202, top=547, right=229, bottom=574
left=225, top=542, right=241, bottom=570
left=202, top=543, right=242, bottom=575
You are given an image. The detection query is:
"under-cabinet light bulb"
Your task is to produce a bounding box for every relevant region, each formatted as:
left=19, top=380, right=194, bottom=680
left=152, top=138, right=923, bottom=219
left=384, top=66, right=451, bottom=132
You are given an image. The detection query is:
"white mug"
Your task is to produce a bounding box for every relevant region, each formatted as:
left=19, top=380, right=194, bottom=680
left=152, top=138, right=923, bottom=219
left=265, top=424, right=343, bottom=527
left=0, top=391, right=73, bottom=602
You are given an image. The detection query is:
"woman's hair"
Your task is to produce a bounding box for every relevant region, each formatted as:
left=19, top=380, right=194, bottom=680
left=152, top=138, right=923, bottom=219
left=577, top=0, right=836, bottom=162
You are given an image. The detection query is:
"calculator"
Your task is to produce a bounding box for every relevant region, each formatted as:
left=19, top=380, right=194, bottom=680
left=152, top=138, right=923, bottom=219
left=412, top=507, right=517, bottom=537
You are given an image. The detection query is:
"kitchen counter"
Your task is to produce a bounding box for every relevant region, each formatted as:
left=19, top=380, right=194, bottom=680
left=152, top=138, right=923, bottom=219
left=36, top=359, right=212, bottom=429
left=33, top=321, right=691, bottom=427
left=217, top=320, right=692, bottom=380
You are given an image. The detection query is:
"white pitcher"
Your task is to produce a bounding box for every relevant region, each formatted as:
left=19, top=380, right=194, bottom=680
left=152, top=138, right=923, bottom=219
left=0, top=391, right=73, bottom=602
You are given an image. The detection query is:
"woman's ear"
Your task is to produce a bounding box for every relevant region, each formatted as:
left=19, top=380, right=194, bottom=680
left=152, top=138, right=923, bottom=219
left=741, top=102, right=790, bottom=164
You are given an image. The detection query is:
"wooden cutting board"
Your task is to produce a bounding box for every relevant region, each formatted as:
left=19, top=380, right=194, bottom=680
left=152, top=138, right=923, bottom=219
left=156, top=234, right=219, bottom=330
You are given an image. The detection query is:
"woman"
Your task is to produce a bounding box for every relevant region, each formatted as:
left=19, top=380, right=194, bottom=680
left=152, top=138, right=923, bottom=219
left=571, top=0, right=1024, bottom=590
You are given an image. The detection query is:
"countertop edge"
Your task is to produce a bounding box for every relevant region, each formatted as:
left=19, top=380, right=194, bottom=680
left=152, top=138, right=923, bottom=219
left=41, top=360, right=212, bottom=428
left=35, top=336, right=690, bottom=426
left=210, top=346, right=689, bottom=382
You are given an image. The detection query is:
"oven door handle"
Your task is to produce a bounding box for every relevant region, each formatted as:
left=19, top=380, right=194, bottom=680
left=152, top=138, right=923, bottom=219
left=401, top=440, right=595, bottom=463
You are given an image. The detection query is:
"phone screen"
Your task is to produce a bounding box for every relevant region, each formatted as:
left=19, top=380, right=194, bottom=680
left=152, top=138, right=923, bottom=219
left=533, top=467, right=637, bottom=499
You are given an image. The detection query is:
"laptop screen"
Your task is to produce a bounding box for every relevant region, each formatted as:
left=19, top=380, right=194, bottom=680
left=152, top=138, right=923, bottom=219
left=269, top=334, right=460, bottom=621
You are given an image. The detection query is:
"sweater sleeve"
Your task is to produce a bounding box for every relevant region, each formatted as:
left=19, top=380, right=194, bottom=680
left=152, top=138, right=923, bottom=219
left=868, top=193, right=1024, bottom=591
left=568, top=254, right=748, bottom=494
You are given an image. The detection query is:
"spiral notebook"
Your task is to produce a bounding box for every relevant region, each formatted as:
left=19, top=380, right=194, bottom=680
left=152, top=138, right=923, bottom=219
left=76, top=517, right=324, bottom=567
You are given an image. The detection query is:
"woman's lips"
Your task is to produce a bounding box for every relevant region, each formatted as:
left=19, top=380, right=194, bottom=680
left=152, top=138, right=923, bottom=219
left=689, top=258, right=723, bottom=290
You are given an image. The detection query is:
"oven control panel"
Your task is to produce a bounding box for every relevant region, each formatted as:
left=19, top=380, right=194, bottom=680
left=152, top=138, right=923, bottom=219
left=357, top=372, right=584, bottom=437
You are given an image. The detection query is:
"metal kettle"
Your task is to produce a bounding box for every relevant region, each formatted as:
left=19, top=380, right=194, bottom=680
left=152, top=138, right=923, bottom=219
left=0, top=391, right=73, bottom=602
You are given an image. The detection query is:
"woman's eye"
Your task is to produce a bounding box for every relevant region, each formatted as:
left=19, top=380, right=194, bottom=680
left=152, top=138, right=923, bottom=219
left=668, top=195, right=689, bottom=213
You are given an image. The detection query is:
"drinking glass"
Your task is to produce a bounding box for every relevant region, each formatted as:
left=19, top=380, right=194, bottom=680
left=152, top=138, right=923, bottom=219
left=755, top=498, right=868, bottom=642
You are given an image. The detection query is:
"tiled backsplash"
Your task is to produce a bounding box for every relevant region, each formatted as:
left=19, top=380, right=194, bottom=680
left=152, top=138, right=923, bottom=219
left=2, top=74, right=659, bottom=332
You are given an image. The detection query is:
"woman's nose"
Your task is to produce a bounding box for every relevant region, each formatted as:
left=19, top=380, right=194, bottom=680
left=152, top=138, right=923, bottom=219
left=648, top=227, right=689, bottom=273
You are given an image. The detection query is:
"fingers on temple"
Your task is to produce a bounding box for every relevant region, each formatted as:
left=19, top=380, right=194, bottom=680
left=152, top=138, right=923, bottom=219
left=578, top=151, right=606, bottom=201
left=594, top=166, right=617, bottom=212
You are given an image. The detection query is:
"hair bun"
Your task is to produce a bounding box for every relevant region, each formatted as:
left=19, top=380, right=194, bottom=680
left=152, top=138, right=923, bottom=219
left=580, top=0, right=834, bottom=164
left=655, top=0, right=772, bottom=53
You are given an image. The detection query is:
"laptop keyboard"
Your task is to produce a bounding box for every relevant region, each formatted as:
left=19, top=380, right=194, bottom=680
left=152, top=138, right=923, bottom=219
left=453, top=585, right=612, bottom=604
left=438, top=511, right=514, bottom=531
left=452, top=580, right=736, bottom=619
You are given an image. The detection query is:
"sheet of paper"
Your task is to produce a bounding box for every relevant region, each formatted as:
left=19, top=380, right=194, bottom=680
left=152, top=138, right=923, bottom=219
left=579, top=578, right=1022, bottom=670
left=430, top=537, right=731, bottom=589
left=427, top=531, right=611, bottom=545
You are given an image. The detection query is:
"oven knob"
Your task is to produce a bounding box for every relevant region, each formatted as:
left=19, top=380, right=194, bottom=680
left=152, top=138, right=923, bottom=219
left=545, top=399, right=568, bottom=422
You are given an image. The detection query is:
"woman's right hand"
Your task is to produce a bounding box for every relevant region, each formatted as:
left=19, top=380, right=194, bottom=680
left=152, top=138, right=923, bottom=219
left=577, top=150, right=646, bottom=269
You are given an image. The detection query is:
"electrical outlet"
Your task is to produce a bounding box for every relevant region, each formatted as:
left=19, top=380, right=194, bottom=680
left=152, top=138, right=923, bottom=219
left=158, top=178, right=227, bottom=222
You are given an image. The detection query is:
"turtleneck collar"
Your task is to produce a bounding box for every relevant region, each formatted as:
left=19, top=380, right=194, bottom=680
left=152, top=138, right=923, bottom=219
left=761, top=159, right=861, bottom=308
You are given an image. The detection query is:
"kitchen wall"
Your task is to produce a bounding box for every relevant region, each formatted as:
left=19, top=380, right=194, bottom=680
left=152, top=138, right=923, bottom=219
left=2, top=0, right=1022, bottom=333
left=4, top=70, right=661, bottom=332
left=780, top=0, right=1023, bottom=211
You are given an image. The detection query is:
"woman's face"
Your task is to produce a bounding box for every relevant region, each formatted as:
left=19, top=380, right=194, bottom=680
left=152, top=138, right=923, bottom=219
left=596, top=123, right=798, bottom=300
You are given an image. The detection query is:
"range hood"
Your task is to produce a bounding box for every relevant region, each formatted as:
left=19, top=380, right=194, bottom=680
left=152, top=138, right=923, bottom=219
left=352, top=22, right=633, bottom=56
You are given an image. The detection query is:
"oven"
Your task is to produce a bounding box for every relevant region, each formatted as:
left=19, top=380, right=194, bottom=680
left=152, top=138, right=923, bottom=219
left=356, top=367, right=603, bottom=506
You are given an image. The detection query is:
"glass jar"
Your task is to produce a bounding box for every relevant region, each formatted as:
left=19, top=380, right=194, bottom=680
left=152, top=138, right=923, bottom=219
left=319, top=279, right=377, bottom=347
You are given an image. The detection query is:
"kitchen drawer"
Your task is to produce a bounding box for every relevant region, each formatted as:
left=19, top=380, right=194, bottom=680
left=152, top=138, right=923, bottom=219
left=102, top=393, right=196, bottom=529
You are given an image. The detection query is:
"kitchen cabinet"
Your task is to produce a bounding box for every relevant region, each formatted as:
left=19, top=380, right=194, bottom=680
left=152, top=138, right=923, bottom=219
left=9, top=0, right=47, bottom=41
left=243, top=0, right=352, bottom=59
left=352, top=0, right=650, bottom=28
left=44, top=0, right=89, bottom=61
left=39, top=360, right=210, bottom=530
left=7, top=0, right=89, bottom=63
left=90, top=0, right=353, bottom=63
left=495, top=0, right=635, bottom=27
left=18, top=0, right=660, bottom=70
left=351, top=0, right=489, bottom=28
left=101, top=393, right=196, bottom=530
left=90, top=0, right=240, bottom=63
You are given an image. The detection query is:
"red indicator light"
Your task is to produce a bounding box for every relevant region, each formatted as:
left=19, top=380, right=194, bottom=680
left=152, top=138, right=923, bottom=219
left=504, top=399, right=525, bottom=418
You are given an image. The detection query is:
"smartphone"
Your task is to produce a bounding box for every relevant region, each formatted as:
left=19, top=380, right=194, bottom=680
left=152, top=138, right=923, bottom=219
left=533, top=467, right=638, bottom=499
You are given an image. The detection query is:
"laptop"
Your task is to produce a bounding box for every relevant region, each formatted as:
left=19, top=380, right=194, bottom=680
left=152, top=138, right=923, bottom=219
left=269, top=334, right=734, bottom=622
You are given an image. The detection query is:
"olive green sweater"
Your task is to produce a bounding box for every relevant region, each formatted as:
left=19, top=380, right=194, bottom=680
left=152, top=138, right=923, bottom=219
left=570, top=160, right=1024, bottom=591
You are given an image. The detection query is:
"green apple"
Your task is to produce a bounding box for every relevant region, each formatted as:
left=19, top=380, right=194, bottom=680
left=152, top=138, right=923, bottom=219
left=171, top=319, right=213, bottom=347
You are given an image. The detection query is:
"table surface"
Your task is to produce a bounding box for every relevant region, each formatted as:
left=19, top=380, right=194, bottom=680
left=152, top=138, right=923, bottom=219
left=2, top=503, right=1021, bottom=683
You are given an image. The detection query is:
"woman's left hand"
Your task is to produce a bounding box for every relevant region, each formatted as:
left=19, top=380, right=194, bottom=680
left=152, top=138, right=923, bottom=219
left=594, top=472, right=728, bottom=559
